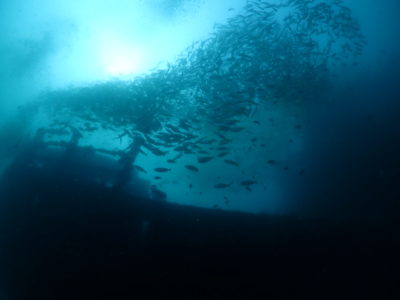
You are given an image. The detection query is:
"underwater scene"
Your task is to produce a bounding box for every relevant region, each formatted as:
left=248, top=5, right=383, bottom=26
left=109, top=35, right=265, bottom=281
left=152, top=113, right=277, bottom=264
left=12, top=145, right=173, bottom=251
left=0, top=0, right=399, bottom=299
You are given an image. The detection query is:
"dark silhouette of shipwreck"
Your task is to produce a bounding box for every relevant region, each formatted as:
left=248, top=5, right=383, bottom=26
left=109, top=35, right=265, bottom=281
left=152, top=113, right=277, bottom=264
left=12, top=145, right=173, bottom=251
left=0, top=125, right=398, bottom=300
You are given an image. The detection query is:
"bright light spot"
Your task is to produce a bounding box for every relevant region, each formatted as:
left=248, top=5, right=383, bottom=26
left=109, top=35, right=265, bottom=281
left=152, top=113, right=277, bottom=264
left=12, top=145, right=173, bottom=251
left=98, top=33, right=146, bottom=77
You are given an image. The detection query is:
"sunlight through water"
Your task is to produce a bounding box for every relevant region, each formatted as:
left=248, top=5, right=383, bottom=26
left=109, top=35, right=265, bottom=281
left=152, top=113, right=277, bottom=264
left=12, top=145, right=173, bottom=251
left=98, top=34, right=146, bottom=77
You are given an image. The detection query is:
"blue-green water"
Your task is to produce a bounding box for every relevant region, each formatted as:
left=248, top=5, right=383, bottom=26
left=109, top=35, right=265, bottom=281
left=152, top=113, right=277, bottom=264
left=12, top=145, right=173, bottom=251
left=0, top=1, right=399, bottom=298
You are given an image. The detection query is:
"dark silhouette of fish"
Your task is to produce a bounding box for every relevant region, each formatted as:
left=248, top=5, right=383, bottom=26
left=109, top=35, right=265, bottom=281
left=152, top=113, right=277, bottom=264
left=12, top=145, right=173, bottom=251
left=215, top=146, right=229, bottom=151
left=267, top=160, right=276, bottom=165
left=240, top=180, right=257, bottom=186
left=213, top=182, right=231, bottom=189
left=197, top=138, right=216, bottom=145
left=224, top=159, right=239, bottom=167
left=144, top=144, right=167, bottom=156
left=134, top=165, right=147, bottom=173
left=217, top=152, right=229, bottom=157
left=165, top=124, right=181, bottom=133
left=154, top=168, right=170, bottom=172
left=179, top=119, right=192, bottom=130
left=216, top=133, right=229, bottom=141
left=185, top=165, right=199, bottom=172
left=229, top=127, right=245, bottom=132
left=198, top=156, right=213, bottom=163
left=184, top=148, right=195, bottom=154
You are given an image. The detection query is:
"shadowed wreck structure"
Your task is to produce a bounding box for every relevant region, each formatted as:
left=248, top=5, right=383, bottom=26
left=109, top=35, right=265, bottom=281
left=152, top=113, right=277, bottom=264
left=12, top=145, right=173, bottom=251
left=0, top=131, right=399, bottom=299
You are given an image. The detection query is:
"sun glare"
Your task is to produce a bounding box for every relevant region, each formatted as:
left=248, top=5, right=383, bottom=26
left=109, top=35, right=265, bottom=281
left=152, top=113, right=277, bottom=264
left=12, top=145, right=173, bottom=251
left=98, top=34, right=146, bottom=77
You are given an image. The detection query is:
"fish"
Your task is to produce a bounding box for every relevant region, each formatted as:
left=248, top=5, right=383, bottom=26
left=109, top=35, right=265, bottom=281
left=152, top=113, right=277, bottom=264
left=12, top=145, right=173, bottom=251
left=154, top=168, right=171, bottom=172
left=134, top=165, right=147, bottom=173
left=216, top=132, right=229, bottom=141
left=198, top=138, right=216, bottom=145
left=167, top=153, right=183, bottom=164
left=179, top=119, right=193, bottom=130
left=154, top=176, right=161, bottom=180
left=172, top=153, right=183, bottom=161
left=224, top=196, right=230, bottom=205
left=267, top=160, right=276, bottom=165
left=224, top=159, right=239, bottom=167
left=198, top=156, right=214, bottom=163
left=231, top=126, right=245, bottom=132
left=215, top=146, right=229, bottom=151
left=185, top=165, right=199, bottom=172
left=299, top=169, right=305, bottom=175
left=198, top=150, right=209, bottom=154
left=184, top=148, right=195, bottom=154
left=217, top=152, right=229, bottom=157
left=213, top=182, right=231, bottom=189
left=144, top=143, right=167, bottom=156
left=165, top=124, right=181, bottom=133
left=188, top=143, right=201, bottom=150
left=240, top=180, right=257, bottom=186
left=145, top=134, right=165, bottom=147
left=225, top=119, right=241, bottom=125
left=174, top=145, right=186, bottom=152
left=219, top=139, right=231, bottom=145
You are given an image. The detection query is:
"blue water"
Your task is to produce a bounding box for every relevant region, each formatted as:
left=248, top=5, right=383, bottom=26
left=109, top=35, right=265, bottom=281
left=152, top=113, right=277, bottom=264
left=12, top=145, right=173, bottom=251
left=0, top=1, right=399, bottom=298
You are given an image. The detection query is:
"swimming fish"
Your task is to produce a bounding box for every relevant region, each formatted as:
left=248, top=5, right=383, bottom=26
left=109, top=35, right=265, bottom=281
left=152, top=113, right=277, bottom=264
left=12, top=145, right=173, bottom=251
left=154, top=168, right=171, bottom=172
left=224, top=159, right=239, bottom=167
left=198, top=156, right=213, bottom=163
left=240, top=180, right=257, bottom=186
left=213, top=182, right=231, bottom=189
left=134, top=165, right=147, bottom=173
left=185, top=165, right=199, bottom=172
left=217, top=152, right=229, bottom=157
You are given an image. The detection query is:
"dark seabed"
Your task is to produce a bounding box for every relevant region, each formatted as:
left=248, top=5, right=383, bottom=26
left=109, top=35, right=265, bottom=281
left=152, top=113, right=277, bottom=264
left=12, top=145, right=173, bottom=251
left=0, top=0, right=399, bottom=299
